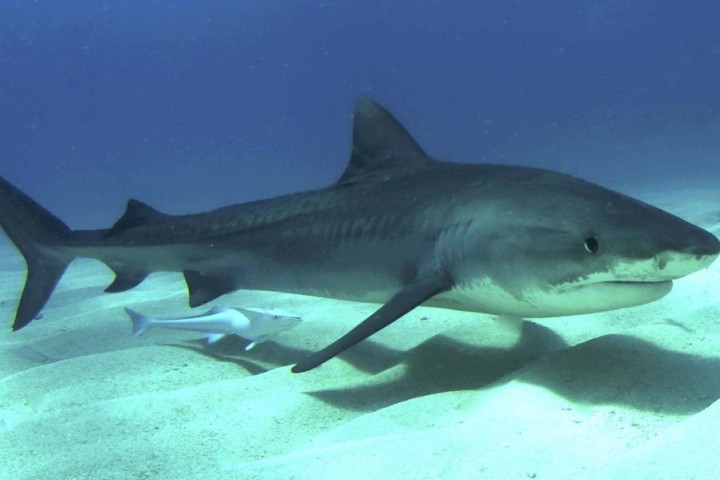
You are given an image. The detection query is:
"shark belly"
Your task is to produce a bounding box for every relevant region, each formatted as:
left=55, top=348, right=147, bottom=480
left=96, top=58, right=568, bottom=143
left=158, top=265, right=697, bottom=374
left=224, top=234, right=429, bottom=303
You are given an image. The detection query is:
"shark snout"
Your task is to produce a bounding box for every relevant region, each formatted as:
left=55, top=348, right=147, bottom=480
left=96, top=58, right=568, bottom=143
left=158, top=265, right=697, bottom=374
left=687, top=230, right=720, bottom=258
left=653, top=230, right=720, bottom=278
left=681, top=228, right=719, bottom=263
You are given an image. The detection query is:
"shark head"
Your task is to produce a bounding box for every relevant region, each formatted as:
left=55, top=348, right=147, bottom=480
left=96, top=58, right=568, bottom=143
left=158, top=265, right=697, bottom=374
left=444, top=167, right=720, bottom=317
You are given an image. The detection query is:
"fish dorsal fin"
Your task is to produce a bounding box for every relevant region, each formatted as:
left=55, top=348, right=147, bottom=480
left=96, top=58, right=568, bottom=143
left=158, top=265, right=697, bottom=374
left=337, top=99, right=433, bottom=183
left=107, top=199, right=167, bottom=235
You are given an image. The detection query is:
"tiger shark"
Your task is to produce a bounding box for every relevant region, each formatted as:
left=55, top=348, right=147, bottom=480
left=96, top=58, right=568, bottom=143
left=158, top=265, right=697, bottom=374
left=0, top=99, right=718, bottom=373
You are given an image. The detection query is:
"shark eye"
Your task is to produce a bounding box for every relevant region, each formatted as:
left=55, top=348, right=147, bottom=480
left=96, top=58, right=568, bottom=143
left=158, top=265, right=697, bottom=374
left=584, top=236, right=599, bottom=254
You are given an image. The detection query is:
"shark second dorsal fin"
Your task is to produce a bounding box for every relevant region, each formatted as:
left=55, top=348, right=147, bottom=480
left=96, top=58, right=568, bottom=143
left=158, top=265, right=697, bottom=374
left=106, top=199, right=167, bottom=236
left=337, top=99, right=433, bottom=184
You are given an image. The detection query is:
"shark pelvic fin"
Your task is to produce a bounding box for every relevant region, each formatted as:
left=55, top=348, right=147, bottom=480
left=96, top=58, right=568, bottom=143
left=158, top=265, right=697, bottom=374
left=184, top=270, right=236, bottom=307
left=337, top=99, right=433, bottom=184
left=292, top=269, right=452, bottom=373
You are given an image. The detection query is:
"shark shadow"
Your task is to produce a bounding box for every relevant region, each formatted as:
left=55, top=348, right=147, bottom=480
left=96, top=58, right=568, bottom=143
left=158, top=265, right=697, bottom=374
left=305, top=321, right=566, bottom=411
left=305, top=321, right=720, bottom=415
left=519, top=332, right=720, bottom=415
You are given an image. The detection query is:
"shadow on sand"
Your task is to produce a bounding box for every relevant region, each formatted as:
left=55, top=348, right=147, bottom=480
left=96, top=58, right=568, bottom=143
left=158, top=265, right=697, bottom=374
left=183, top=320, right=720, bottom=415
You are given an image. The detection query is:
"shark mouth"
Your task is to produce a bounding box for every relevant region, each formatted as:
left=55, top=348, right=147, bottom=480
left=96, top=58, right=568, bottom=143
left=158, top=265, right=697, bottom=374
left=552, top=279, right=674, bottom=314
left=562, top=249, right=717, bottom=297
left=567, top=279, right=674, bottom=289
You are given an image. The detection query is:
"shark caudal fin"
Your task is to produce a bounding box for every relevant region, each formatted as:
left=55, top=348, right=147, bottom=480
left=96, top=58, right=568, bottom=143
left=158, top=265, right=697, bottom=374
left=0, top=176, right=75, bottom=330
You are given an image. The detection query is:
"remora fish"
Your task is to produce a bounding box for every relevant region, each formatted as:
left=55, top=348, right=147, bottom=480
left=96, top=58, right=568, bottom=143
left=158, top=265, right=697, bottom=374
left=0, top=99, right=718, bottom=373
left=125, top=306, right=302, bottom=350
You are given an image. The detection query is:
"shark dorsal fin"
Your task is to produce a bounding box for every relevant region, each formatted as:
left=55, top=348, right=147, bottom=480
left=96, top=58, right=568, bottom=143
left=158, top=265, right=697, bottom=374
left=107, top=199, right=167, bottom=235
left=337, top=99, right=433, bottom=183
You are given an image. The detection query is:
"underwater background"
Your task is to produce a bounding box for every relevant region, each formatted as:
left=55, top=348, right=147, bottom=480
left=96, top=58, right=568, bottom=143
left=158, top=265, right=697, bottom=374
left=2, top=2, right=720, bottom=479
left=2, top=0, right=719, bottom=226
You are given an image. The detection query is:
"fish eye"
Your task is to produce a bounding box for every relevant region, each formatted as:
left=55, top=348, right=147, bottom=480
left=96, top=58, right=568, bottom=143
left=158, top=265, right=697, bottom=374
left=584, top=236, right=599, bottom=254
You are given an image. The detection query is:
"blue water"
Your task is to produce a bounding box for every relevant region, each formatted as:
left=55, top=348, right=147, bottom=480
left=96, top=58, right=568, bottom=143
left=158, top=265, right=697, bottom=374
left=1, top=0, right=719, bottom=228
left=3, top=4, right=720, bottom=479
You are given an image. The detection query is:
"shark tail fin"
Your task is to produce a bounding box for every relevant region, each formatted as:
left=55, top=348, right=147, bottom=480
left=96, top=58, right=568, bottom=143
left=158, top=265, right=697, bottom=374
left=0, top=176, right=76, bottom=331
left=124, top=307, right=151, bottom=337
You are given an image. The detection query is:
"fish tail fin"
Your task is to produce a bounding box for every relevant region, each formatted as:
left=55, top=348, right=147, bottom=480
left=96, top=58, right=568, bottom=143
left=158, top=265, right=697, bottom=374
left=124, top=307, right=151, bottom=337
left=0, top=176, right=75, bottom=331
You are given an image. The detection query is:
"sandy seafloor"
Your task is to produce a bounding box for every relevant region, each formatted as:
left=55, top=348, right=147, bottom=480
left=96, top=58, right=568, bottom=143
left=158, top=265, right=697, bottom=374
left=1, top=182, right=719, bottom=480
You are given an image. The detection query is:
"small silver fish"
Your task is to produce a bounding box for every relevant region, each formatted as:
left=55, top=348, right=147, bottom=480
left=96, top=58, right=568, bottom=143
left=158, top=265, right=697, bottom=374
left=125, top=306, right=302, bottom=350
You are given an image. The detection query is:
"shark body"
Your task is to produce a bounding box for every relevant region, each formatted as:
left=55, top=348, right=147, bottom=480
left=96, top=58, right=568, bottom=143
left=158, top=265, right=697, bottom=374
left=125, top=305, right=302, bottom=350
left=0, top=100, right=718, bottom=372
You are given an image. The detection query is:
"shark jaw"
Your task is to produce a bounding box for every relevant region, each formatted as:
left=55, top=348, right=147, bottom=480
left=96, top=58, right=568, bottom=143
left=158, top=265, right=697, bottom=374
left=559, top=247, right=720, bottom=310
left=546, top=280, right=674, bottom=315
left=435, top=277, right=675, bottom=318
left=442, top=247, right=718, bottom=318
left=543, top=249, right=718, bottom=315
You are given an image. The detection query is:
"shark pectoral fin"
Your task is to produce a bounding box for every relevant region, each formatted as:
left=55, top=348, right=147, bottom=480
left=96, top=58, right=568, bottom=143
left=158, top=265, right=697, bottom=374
left=291, top=270, right=452, bottom=373
left=184, top=271, right=236, bottom=307
left=105, top=269, right=149, bottom=293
